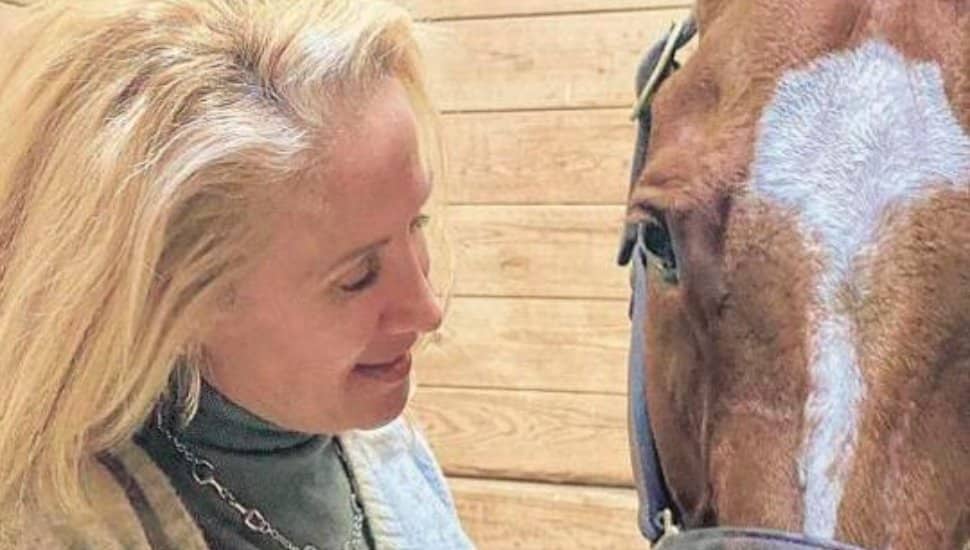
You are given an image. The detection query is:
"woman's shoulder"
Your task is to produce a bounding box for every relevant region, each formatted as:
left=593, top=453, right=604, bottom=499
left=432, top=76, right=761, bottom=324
left=1, top=450, right=152, bottom=549
left=1, top=441, right=208, bottom=550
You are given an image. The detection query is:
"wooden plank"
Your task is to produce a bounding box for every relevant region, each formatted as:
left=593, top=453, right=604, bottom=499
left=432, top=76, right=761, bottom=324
left=448, top=477, right=646, bottom=549
left=442, top=109, right=635, bottom=204
left=410, top=388, right=633, bottom=486
left=448, top=205, right=629, bottom=299
left=404, top=0, right=689, bottom=20
left=424, top=9, right=691, bottom=111
left=417, top=297, right=630, bottom=394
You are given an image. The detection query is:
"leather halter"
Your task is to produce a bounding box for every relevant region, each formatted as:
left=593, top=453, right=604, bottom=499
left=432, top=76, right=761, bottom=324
left=618, top=17, right=697, bottom=544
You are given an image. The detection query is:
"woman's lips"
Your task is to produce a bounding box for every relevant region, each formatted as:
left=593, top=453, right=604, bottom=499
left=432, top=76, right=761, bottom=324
left=353, top=353, right=412, bottom=382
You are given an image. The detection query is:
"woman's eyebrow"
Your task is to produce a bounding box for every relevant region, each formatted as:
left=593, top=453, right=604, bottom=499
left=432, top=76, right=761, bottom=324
left=322, top=173, right=433, bottom=277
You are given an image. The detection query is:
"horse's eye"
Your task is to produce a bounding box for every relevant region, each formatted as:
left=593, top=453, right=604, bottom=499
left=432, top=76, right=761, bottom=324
left=641, top=219, right=679, bottom=284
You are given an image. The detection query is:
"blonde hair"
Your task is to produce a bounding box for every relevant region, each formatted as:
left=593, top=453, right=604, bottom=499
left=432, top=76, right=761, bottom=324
left=0, top=0, right=439, bottom=528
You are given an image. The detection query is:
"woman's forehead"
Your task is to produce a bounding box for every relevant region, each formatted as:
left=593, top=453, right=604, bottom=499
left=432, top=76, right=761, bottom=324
left=306, top=80, right=423, bottom=204
left=258, top=80, right=429, bottom=274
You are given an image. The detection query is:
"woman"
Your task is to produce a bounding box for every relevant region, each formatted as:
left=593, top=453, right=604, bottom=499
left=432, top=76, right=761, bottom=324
left=0, top=1, right=472, bottom=548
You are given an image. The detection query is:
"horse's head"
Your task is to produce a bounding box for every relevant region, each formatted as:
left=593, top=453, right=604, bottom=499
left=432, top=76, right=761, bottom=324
left=628, top=1, right=970, bottom=548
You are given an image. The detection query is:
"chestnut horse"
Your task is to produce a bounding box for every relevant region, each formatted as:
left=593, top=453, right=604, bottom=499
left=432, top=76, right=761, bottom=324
left=622, top=1, right=969, bottom=549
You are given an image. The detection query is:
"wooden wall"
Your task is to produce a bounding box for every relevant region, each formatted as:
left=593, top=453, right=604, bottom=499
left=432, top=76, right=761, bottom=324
left=400, top=1, right=692, bottom=548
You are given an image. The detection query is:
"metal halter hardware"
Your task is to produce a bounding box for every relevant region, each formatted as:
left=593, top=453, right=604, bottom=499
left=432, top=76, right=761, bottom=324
left=618, top=17, right=697, bottom=269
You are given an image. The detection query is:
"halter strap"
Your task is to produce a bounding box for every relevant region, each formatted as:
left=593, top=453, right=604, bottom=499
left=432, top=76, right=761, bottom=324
left=620, top=16, right=697, bottom=544
left=627, top=238, right=678, bottom=542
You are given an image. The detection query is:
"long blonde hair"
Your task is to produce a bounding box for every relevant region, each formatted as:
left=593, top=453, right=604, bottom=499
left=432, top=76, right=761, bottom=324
left=0, top=0, right=439, bottom=527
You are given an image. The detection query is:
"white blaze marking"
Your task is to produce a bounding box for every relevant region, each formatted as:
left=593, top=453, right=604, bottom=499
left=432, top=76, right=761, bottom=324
left=751, top=40, right=970, bottom=537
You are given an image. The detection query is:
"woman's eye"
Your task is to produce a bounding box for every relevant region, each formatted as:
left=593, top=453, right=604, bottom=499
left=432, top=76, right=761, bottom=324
left=336, top=216, right=427, bottom=294
left=339, top=256, right=380, bottom=293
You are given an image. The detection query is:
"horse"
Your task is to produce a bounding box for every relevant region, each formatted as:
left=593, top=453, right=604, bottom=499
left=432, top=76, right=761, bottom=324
left=620, top=1, right=970, bottom=549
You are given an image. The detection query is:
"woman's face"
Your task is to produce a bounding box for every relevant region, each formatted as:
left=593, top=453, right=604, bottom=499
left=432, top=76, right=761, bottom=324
left=203, top=78, right=442, bottom=433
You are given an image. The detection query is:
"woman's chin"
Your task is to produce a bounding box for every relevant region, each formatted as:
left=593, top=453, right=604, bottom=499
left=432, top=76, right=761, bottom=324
left=231, top=365, right=414, bottom=434
left=355, top=379, right=411, bottom=430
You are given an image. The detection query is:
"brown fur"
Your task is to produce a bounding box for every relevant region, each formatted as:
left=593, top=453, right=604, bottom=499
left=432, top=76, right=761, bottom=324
left=630, top=1, right=970, bottom=548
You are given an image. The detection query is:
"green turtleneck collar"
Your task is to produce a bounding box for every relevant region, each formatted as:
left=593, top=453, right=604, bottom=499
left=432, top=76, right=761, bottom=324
left=136, top=381, right=373, bottom=550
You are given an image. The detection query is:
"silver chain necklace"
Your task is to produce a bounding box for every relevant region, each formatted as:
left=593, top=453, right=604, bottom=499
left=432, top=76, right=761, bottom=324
left=155, top=411, right=366, bottom=550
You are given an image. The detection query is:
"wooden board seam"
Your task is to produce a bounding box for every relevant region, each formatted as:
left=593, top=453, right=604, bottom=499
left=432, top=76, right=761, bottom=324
left=440, top=105, right=637, bottom=115
left=446, top=202, right=628, bottom=207
left=417, top=383, right=627, bottom=397
left=433, top=294, right=628, bottom=304
left=445, top=474, right=636, bottom=491
left=417, top=5, right=692, bottom=23
left=449, top=293, right=629, bottom=301
left=444, top=472, right=635, bottom=490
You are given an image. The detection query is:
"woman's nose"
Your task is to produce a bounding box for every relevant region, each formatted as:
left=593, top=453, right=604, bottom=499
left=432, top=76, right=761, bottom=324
left=380, top=244, right=443, bottom=335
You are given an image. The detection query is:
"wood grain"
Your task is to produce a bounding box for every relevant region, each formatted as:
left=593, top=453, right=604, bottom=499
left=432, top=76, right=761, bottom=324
left=424, top=9, right=692, bottom=111
left=410, top=387, right=634, bottom=486
left=403, top=0, right=689, bottom=20
left=441, top=108, right=636, bottom=205
left=448, top=477, right=647, bottom=549
left=448, top=205, right=630, bottom=299
left=417, top=296, right=630, bottom=394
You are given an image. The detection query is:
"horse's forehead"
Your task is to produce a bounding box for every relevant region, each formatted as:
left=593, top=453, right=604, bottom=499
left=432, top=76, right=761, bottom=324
left=678, top=0, right=970, bottom=129
left=688, top=1, right=970, bottom=235
left=747, top=38, right=970, bottom=361
left=753, top=40, right=970, bottom=248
